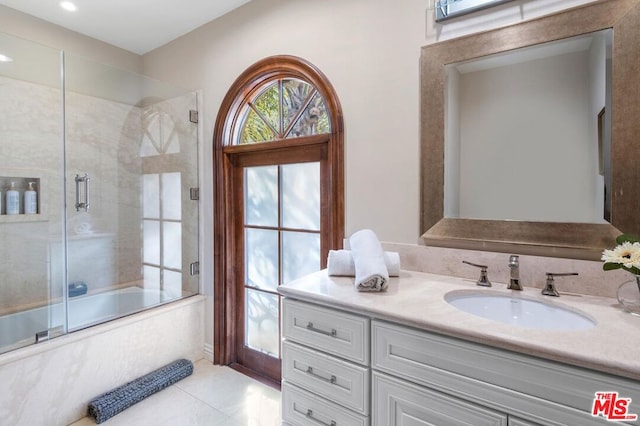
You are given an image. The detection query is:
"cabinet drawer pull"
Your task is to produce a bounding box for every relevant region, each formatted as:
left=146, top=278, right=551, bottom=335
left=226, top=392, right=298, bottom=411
left=301, top=408, right=336, bottom=426
left=306, top=366, right=337, bottom=384
left=306, top=322, right=337, bottom=337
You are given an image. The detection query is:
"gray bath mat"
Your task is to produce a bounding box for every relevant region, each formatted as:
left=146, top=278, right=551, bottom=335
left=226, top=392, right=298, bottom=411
left=87, top=358, right=194, bottom=424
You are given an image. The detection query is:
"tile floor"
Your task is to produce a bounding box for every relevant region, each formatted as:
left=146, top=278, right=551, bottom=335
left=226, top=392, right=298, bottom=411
left=70, top=359, right=281, bottom=426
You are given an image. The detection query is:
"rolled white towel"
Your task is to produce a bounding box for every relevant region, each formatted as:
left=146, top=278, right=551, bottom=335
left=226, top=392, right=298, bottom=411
left=327, top=250, right=400, bottom=277
left=349, top=229, right=389, bottom=292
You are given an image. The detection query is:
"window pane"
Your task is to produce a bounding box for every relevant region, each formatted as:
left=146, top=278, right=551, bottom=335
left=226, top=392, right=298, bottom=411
left=283, top=79, right=313, bottom=131
left=143, top=265, right=160, bottom=289
left=143, top=220, right=160, bottom=265
left=287, top=93, right=330, bottom=138
left=245, top=288, right=280, bottom=358
left=245, top=228, right=278, bottom=291
left=253, top=82, right=280, bottom=134
left=245, top=166, right=278, bottom=227
left=163, top=222, right=182, bottom=270
left=162, top=172, right=182, bottom=220
left=143, top=174, right=159, bottom=219
left=282, top=231, right=320, bottom=283
left=240, top=107, right=275, bottom=144
left=281, top=162, right=320, bottom=230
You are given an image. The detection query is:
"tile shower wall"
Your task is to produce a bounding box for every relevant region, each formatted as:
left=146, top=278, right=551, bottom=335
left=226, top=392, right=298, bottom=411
left=0, top=76, right=62, bottom=314
left=384, top=242, right=629, bottom=300
left=64, top=89, right=142, bottom=295
left=0, top=75, right=140, bottom=313
left=0, top=74, right=198, bottom=314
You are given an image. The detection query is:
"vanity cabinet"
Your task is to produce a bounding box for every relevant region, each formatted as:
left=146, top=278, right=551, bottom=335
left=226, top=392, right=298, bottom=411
left=372, top=320, right=639, bottom=426
left=373, top=371, right=508, bottom=425
left=281, top=296, right=640, bottom=426
left=281, top=299, right=371, bottom=425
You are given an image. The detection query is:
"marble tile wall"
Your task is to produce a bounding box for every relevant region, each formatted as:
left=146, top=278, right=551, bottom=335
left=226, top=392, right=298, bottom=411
left=0, top=295, right=205, bottom=426
left=383, top=242, right=629, bottom=300
left=0, top=74, right=199, bottom=313
left=0, top=76, right=64, bottom=313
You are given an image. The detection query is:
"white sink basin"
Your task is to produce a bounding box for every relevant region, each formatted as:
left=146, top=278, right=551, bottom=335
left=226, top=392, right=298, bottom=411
left=445, top=291, right=596, bottom=331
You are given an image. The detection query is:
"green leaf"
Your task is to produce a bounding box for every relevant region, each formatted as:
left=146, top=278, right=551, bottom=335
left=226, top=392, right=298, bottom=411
left=603, top=262, right=623, bottom=271
left=616, top=234, right=640, bottom=244
left=622, top=265, right=640, bottom=275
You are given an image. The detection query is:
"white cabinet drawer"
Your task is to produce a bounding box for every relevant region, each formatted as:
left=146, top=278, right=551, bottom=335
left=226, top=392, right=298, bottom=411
left=283, top=299, right=370, bottom=365
left=282, top=381, right=369, bottom=426
left=372, top=320, right=636, bottom=425
left=283, top=341, right=370, bottom=415
left=372, top=371, right=508, bottom=426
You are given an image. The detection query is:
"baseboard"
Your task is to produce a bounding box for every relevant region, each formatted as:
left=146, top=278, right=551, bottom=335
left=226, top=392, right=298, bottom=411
left=203, top=343, right=213, bottom=362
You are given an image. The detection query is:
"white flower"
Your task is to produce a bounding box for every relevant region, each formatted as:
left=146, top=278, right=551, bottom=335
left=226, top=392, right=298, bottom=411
left=601, top=241, right=640, bottom=269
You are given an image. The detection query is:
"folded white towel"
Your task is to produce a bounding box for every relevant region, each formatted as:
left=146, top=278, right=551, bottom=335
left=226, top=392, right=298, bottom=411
left=327, top=250, right=401, bottom=277
left=349, top=229, right=389, bottom=292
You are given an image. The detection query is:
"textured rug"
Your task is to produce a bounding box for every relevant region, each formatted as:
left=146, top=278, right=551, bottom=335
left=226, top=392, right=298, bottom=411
left=87, top=358, right=194, bottom=424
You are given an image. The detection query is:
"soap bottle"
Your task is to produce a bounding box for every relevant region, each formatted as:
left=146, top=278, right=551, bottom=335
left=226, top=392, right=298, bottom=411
left=6, top=182, right=19, bottom=215
left=24, top=182, right=37, bottom=215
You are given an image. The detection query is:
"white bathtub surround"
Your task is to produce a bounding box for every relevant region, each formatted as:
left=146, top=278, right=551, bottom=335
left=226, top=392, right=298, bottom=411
left=0, top=295, right=204, bottom=426
left=383, top=242, right=629, bottom=300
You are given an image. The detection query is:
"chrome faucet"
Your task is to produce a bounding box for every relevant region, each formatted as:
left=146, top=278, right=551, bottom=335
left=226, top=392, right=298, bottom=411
left=542, top=272, right=579, bottom=297
left=508, top=255, right=522, bottom=290
left=462, top=260, right=491, bottom=287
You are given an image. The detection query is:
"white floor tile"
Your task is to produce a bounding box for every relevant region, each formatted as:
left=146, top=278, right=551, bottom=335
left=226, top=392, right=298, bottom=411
left=69, top=360, right=281, bottom=426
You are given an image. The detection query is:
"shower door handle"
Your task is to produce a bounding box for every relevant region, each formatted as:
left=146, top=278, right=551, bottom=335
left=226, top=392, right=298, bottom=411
left=75, top=173, right=90, bottom=212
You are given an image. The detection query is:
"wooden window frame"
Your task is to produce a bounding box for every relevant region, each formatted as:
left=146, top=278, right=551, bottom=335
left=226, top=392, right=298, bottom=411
left=212, top=55, right=344, bottom=366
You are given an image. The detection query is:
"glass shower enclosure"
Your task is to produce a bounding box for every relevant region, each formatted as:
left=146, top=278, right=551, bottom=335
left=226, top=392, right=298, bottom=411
left=0, top=32, right=199, bottom=354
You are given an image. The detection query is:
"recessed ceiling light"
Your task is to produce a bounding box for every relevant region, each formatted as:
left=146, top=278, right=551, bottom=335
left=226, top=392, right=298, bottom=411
left=60, top=1, right=77, bottom=12
left=0, top=54, right=13, bottom=63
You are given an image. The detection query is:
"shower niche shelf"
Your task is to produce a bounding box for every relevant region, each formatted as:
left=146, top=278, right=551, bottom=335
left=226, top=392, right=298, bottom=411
left=0, top=175, right=46, bottom=223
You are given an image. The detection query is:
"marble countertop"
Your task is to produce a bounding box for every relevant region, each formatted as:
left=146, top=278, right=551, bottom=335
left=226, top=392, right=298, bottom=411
left=279, top=269, right=640, bottom=381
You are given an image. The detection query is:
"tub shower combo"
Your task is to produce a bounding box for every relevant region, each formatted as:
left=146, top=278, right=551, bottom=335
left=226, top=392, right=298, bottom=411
left=0, top=32, right=200, bottom=355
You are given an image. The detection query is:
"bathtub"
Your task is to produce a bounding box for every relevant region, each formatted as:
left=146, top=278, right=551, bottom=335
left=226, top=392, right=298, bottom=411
left=0, top=287, right=174, bottom=353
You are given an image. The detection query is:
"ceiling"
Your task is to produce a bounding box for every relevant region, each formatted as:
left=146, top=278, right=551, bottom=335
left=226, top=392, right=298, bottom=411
left=0, top=0, right=251, bottom=55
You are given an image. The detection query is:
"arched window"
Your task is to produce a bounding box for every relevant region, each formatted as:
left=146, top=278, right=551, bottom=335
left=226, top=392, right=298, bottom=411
left=213, top=56, right=344, bottom=382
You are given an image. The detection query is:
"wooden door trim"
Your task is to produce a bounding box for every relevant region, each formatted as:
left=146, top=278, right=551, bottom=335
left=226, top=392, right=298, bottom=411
left=212, top=55, right=344, bottom=376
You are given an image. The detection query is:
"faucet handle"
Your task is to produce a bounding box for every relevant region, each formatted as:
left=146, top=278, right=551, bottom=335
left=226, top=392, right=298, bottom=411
left=542, top=272, right=578, bottom=297
left=462, top=260, right=492, bottom=287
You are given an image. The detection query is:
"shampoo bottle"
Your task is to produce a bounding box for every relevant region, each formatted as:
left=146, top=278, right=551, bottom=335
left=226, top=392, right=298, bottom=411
left=24, top=182, right=37, bottom=214
left=6, top=182, right=19, bottom=215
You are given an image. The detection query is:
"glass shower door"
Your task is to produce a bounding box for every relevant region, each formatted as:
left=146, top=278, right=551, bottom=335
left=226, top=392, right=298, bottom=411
left=0, top=35, right=200, bottom=354
left=63, top=53, right=199, bottom=331
left=0, top=33, right=66, bottom=353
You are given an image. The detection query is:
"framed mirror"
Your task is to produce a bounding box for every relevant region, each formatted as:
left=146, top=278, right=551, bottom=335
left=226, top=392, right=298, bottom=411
left=420, top=0, right=640, bottom=260
left=435, top=0, right=515, bottom=22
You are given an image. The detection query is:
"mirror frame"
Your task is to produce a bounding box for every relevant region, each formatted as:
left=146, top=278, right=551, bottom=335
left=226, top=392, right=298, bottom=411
left=421, top=0, right=640, bottom=260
